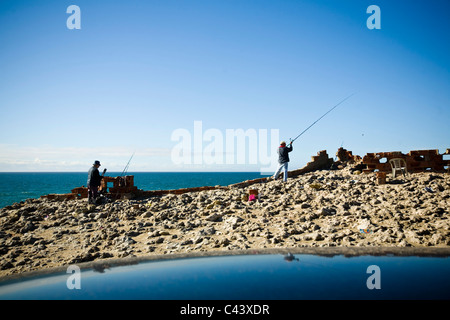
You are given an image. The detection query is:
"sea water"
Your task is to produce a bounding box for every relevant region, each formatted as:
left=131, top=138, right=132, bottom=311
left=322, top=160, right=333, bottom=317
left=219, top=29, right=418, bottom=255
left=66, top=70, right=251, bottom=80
left=0, top=172, right=269, bottom=208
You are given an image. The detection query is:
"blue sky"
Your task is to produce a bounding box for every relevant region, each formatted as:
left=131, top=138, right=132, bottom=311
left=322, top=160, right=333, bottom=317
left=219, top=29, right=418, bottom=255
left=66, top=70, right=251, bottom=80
left=0, top=0, right=449, bottom=172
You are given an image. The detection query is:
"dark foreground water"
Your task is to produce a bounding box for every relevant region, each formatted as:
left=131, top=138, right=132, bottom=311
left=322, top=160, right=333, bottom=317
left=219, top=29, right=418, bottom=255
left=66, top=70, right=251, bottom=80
left=0, top=252, right=449, bottom=300
left=0, top=172, right=269, bottom=208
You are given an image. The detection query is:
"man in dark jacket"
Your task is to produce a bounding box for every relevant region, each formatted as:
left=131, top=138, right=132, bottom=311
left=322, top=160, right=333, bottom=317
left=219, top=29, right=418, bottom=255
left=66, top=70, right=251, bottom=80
left=272, top=141, right=293, bottom=182
left=87, top=160, right=103, bottom=204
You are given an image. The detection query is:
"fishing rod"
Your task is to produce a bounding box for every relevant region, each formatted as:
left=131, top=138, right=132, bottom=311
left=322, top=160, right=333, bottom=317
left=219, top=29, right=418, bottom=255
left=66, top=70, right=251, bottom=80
left=289, top=93, right=356, bottom=145
left=120, top=152, right=135, bottom=177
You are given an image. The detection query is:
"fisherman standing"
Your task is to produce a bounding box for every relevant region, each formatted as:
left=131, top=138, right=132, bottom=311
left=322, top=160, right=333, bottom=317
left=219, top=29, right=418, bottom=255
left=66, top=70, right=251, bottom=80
left=272, top=141, right=293, bottom=182
left=87, top=160, right=103, bottom=204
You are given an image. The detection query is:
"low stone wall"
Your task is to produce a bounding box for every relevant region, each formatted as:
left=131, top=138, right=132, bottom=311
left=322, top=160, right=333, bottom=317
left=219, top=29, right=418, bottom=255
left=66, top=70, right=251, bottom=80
left=363, top=149, right=450, bottom=173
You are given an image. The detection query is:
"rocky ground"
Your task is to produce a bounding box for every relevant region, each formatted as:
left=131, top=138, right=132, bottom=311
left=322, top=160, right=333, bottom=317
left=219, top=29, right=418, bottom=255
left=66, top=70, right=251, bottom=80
left=0, top=166, right=449, bottom=277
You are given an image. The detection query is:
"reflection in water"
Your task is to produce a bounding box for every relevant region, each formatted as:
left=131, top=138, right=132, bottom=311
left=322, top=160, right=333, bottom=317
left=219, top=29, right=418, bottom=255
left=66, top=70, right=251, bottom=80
left=1, top=252, right=449, bottom=300
left=92, top=264, right=111, bottom=274
left=283, top=253, right=299, bottom=262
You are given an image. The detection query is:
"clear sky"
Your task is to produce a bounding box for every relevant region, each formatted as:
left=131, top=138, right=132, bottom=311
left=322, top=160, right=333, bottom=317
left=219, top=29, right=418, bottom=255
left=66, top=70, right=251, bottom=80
left=0, top=0, right=449, bottom=172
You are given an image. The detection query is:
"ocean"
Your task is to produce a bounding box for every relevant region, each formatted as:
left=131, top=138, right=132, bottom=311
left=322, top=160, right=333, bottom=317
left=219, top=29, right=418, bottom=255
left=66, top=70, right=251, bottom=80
left=0, top=172, right=270, bottom=209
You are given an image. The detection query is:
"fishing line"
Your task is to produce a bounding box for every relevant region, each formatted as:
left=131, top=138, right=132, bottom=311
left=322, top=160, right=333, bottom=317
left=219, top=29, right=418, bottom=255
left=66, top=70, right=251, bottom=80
left=289, top=93, right=356, bottom=144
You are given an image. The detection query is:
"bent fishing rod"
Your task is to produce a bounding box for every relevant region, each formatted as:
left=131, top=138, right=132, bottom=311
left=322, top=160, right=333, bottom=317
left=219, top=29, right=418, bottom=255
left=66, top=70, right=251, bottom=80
left=288, top=93, right=356, bottom=145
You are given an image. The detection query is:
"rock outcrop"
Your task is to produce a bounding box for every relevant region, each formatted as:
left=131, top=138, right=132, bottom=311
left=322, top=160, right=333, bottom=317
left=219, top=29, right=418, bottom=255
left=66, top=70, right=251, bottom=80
left=1, top=163, right=449, bottom=277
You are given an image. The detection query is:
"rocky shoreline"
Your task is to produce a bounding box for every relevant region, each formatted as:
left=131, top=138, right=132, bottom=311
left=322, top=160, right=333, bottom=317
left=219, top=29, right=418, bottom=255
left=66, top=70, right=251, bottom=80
left=1, top=166, right=449, bottom=277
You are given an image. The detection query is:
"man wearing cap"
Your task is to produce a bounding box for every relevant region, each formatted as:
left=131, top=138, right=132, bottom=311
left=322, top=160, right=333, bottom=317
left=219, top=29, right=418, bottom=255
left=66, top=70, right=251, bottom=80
left=87, top=160, right=103, bottom=204
left=272, top=141, right=293, bottom=182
